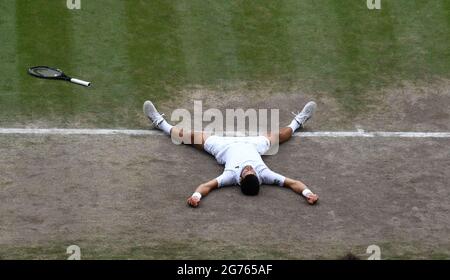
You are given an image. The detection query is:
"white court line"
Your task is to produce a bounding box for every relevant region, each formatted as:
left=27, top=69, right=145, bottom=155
left=0, top=128, right=161, bottom=136
left=0, top=128, right=450, bottom=138
left=296, top=131, right=450, bottom=138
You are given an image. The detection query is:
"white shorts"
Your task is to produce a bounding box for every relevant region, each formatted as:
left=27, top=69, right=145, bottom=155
left=204, top=135, right=270, bottom=157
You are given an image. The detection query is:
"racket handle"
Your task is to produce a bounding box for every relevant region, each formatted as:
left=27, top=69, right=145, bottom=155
left=70, top=78, right=91, bottom=87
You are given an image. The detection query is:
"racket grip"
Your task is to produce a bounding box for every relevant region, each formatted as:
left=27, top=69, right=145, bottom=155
left=70, top=78, right=91, bottom=87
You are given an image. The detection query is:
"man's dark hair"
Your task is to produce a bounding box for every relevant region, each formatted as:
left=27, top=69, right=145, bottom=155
left=240, top=174, right=260, bottom=196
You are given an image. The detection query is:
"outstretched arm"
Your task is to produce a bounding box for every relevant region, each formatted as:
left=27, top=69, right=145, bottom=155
left=283, top=177, right=319, bottom=205
left=187, top=178, right=219, bottom=208
left=260, top=169, right=319, bottom=205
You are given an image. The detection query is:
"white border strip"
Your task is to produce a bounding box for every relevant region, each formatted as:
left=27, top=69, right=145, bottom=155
left=0, top=128, right=450, bottom=138
left=296, top=131, right=450, bottom=138
left=0, top=128, right=161, bottom=136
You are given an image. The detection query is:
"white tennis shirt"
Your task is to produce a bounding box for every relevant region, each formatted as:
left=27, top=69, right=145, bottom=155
left=203, top=136, right=286, bottom=187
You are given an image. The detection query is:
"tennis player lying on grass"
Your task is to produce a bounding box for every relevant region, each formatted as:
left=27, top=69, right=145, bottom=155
left=144, top=101, right=319, bottom=207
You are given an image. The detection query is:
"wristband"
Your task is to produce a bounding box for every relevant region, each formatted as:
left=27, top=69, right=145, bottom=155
left=192, top=192, right=202, bottom=200
left=302, top=189, right=313, bottom=197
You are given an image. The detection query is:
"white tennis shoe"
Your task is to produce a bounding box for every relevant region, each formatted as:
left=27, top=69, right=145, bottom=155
left=143, top=101, right=165, bottom=127
left=292, top=101, right=317, bottom=128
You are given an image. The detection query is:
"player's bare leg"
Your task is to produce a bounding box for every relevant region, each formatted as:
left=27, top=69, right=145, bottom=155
left=266, top=101, right=317, bottom=146
left=143, top=101, right=209, bottom=150
left=267, top=127, right=293, bottom=145
left=170, top=127, right=208, bottom=151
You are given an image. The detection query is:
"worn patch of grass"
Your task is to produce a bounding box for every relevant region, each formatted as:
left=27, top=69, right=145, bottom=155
left=1, top=239, right=448, bottom=260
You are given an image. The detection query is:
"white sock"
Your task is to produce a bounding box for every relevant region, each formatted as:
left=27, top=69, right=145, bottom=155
left=158, top=120, right=173, bottom=135
left=288, top=119, right=301, bottom=134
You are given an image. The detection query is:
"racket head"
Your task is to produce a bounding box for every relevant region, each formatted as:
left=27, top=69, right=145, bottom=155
left=28, top=66, right=69, bottom=80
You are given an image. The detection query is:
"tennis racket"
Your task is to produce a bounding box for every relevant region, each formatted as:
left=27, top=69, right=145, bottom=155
left=28, top=66, right=91, bottom=87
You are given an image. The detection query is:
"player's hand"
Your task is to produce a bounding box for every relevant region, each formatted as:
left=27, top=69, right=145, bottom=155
left=306, top=193, right=319, bottom=205
left=187, top=196, right=201, bottom=208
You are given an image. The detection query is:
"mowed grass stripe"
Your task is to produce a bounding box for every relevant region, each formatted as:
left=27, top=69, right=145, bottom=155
left=389, top=0, right=450, bottom=79
left=15, top=0, right=76, bottom=125
left=69, top=1, right=140, bottom=128
left=330, top=0, right=398, bottom=112
left=174, top=0, right=240, bottom=85
left=445, top=0, right=450, bottom=27
left=0, top=0, right=19, bottom=124
left=282, top=1, right=343, bottom=92
left=230, top=0, right=297, bottom=83
left=124, top=1, right=187, bottom=105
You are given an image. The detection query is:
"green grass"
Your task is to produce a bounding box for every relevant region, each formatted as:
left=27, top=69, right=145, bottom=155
left=0, top=0, right=449, bottom=127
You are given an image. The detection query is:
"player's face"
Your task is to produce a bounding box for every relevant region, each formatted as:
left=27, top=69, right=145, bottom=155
left=240, top=165, right=256, bottom=179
